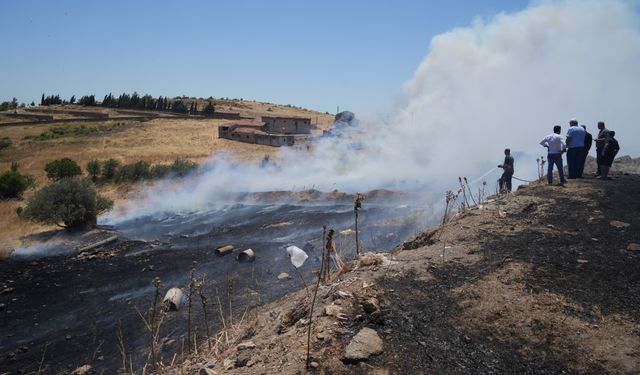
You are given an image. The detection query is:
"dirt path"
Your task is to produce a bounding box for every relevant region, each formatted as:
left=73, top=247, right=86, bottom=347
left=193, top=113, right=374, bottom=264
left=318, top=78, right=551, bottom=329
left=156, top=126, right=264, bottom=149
left=170, top=171, right=640, bottom=375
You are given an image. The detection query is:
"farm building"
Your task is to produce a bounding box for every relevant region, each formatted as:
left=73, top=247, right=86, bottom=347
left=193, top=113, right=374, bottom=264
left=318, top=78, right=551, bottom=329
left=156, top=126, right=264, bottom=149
left=218, top=117, right=312, bottom=147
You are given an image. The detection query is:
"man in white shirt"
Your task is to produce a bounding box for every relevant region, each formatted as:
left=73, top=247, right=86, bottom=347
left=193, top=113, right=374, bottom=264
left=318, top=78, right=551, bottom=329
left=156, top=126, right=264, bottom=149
left=540, top=125, right=567, bottom=185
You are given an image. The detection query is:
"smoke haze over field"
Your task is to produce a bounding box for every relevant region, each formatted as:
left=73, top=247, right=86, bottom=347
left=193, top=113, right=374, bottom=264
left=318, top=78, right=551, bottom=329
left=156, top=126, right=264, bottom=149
left=104, top=0, right=640, bottom=222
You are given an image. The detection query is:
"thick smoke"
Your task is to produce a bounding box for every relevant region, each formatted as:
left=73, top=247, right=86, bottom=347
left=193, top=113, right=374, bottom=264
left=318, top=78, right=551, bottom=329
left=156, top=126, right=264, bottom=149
left=104, top=0, right=640, bottom=223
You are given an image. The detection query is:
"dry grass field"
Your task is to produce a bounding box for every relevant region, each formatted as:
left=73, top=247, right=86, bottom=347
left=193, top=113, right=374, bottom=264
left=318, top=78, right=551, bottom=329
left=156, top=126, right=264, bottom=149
left=0, top=100, right=334, bottom=255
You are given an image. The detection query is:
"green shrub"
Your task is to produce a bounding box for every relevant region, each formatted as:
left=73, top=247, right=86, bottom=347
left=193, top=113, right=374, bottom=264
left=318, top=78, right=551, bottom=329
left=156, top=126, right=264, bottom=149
left=170, top=159, right=198, bottom=177
left=117, top=161, right=151, bottom=182
left=202, top=101, right=215, bottom=115
left=86, top=160, right=101, bottom=182
left=171, top=100, right=189, bottom=114
left=101, top=158, right=120, bottom=181
left=0, top=137, right=12, bottom=151
left=0, top=163, right=34, bottom=199
left=21, top=177, right=113, bottom=230
left=44, top=158, right=82, bottom=180
left=151, top=164, right=172, bottom=179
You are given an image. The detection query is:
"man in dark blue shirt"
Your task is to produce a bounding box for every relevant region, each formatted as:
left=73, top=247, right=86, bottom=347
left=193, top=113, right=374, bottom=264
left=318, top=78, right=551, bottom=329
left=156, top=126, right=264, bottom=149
left=580, top=125, right=593, bottom=178
left=498, top=148, right=514, bottom=192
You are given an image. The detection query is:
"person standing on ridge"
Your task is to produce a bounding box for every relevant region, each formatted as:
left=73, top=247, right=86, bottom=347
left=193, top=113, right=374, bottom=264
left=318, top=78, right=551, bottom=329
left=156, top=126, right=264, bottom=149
left=580, top=124, right=593, bottom=177
left=540, top=125, right=567, bottom=185
left=498, top=148, right=514, bottom=192
left=594, top=121, right=610, bottom=177
left=599, top=130, right=620, bottom=180
left=565, top=118, right=586, bottom=178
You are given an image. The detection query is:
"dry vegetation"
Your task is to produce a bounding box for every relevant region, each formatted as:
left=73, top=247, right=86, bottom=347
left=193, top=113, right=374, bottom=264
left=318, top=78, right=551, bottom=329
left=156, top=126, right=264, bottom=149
left=0, top=100, right=335, bottom=254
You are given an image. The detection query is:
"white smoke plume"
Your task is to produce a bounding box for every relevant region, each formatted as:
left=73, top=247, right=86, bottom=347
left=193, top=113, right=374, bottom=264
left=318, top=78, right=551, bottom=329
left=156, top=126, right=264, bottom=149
left=104, top=0, right=640, bottom=223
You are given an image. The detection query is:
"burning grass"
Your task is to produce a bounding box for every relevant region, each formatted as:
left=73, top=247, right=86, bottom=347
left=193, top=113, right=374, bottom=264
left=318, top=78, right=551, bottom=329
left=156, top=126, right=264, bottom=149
left=0, top=101, right=335, bottom=257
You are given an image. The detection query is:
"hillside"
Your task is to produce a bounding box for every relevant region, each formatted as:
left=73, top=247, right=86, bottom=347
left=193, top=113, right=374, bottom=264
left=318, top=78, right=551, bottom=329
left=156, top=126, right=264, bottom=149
left=163, top=167, right=640, bottom=375
left=0, top=101, right=335, bottom=256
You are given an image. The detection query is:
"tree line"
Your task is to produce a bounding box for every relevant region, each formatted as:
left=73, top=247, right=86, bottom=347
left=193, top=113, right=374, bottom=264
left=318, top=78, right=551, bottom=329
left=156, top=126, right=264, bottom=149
left=39, top=92, right=216, bottom=115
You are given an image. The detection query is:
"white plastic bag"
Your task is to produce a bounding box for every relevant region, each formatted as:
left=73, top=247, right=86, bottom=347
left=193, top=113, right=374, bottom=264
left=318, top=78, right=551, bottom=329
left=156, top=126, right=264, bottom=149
left=286, top=245, right=308, bottom=268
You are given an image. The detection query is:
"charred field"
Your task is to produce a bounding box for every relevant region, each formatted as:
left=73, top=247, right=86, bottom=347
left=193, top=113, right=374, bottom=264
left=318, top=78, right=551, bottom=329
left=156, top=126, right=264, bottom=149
left=0, top=189, right=425, bottom=374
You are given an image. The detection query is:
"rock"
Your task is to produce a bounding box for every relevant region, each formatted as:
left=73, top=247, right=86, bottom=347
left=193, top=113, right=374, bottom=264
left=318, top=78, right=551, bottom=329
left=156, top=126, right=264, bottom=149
left=361, top=298, right=379, bottom=314
left=610, top=220, right=630, bottom=229
left=324, top=304, right=343, bottom=317
left=277, top=272, right=290, bottom=280
left=336, top=290, right=353, bottom=299
left=310, top=361, right=320, bottom=368
left=198, top=368, right=218, bottom=375
left=71, top=365, right=94, bottom=375
left=1, top=287, right=15, bottom=295
left=223, top=358, right=235, bottom=370
left=316, top=332, right=326, bottom=340
left=627, top=243, right=640, bottom=252
left=237, top=341, right=256, bottom=350
left=343, top=327, right=383, bottom=363
left=546, top=224, right=554, bottom=229
left=65, top=334, right=72, bottom=340
left=463, top=335, right=472, bottom=344
left=236, top=353, right=251, bottom=367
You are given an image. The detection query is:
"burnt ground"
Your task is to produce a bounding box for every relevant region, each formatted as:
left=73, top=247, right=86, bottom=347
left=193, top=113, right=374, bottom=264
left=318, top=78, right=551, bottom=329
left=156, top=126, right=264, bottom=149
left=171, top=168, right=640, bottom=375
left=0, top=198, right=421, bottom=375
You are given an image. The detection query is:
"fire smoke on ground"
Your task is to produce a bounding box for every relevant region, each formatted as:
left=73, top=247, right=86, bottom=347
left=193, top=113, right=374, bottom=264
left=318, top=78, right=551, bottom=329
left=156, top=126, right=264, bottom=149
left=104, top=0, right=640, bottom=223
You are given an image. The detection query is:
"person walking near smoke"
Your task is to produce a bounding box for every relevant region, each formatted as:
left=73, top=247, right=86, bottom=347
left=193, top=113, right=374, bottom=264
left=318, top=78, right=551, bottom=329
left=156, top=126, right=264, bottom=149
left=580, top=124, right=593, bottom=177
left=540, top=125, right=567, bottom=185
left=594, top=121, right=610, bottom=177
left=599, top=130, right=620, bottom=180
left=565, top=118, right=586, bottom=178
left=497, top=148, right=514, bottom=192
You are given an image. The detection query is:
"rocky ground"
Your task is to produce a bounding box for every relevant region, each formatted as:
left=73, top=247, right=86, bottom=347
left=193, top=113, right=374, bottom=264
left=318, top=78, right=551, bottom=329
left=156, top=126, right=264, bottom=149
left=162, top=163, right=640, bottom=375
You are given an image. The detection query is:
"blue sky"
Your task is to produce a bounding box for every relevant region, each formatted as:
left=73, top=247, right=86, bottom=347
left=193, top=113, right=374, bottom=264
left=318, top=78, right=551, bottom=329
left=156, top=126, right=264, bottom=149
left=0, top=0, right=530, bottom=114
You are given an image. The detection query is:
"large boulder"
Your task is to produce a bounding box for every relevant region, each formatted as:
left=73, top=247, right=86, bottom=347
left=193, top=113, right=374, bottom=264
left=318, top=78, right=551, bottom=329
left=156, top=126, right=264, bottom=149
left=343, top=327, right=383, bottom=363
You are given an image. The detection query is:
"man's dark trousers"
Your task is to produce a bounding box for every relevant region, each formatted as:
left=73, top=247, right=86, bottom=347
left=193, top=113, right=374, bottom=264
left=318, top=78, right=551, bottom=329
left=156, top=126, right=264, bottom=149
left=567, top=147, right=584, bottom=179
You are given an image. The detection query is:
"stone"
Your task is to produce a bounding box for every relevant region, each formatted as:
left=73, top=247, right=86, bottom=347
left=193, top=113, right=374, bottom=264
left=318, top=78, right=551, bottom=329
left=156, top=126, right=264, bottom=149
left=277, top=272, right=290, bottom=280
left=343, top=327, right=383, bottom=363
left=310, top=361, right=320, bottom=368
left=223, top=358, right=235, bottom=370
left=361, top=298, right=379, bottom=314
left=71, top=365, right=94, bottom=375
left=324, top=304, right=343, bottom=317
left=199, top=368, right=218, bottom=375
left=336, top=290, right=353, bottom=299
left=236, top=353, right=251, bottom=367
left=610, top=220, right=630, bottom=229
left=627, top=243, right=640, bottom=252
left=237, top=341, right=256, bottom=350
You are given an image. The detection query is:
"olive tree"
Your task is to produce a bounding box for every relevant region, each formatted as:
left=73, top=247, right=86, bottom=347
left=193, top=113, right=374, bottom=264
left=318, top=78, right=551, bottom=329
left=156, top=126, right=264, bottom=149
left=21, top=178, right=113, bottom=230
